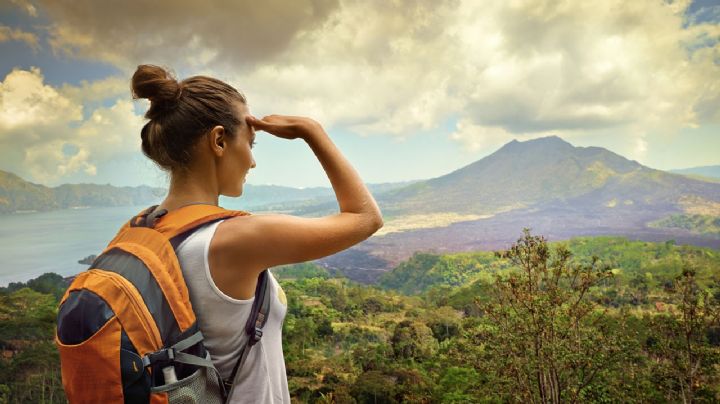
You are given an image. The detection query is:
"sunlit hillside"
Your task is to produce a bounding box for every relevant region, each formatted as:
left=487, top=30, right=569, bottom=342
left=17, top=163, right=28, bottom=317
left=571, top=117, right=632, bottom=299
left=3, top=233, right=719, bottom=402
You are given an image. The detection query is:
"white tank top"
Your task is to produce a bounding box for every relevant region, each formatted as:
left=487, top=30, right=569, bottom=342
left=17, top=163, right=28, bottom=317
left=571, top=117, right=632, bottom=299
left=175, top=219, right=290, bottom=403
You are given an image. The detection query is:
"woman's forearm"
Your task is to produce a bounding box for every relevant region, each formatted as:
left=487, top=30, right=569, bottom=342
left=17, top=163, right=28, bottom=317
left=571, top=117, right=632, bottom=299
left=304, top=127, right=383, bottom=226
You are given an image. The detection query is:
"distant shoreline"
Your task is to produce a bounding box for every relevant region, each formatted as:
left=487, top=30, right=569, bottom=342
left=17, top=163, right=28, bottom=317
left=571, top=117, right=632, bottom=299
left=11, top=206, right=91, bottom=214
left=0, top=204, right=151, bottom=216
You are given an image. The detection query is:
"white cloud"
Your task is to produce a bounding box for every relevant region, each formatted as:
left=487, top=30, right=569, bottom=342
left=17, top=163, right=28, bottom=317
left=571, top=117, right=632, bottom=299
left=449, top=120, right=516, bottom=153
left=24, top=140, right=96, bottom=180
left=235, top=0, right=718, bottom=151
left=0, top=68, right=144, bottom=184
left=231, top=0, right=464, bottom=135
left=633, top=135, right=648, bottom=162
left=3, top=0, right=719, bottom=183
left=448, top=118, right=564, bottom=153
left=0, top=67, right=81, bottom=132
left=74, top=99, right=144, bottom=158
left=59, top=75, right=129, bottom=104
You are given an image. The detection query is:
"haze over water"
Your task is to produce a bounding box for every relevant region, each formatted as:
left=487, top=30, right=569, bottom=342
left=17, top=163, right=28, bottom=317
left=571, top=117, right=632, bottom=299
left=0, top=205, right=147, bottom=285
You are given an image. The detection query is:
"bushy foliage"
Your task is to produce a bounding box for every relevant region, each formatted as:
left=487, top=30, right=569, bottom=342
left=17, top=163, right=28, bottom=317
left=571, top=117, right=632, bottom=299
left=378, top=251, right=503, bottom=294
left=0, top=288, right=65, bottom=403
left=479, top=229, right=625, bottom=403
left=650, top=214, right=720, bottom=235
left=0, top=273, right=68, bottom=301
left=3, top=234, right=720, bottom=403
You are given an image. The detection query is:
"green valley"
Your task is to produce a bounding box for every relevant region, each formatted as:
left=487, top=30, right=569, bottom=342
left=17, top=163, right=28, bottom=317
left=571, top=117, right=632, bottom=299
left=3, top=233, right=719, bottom=402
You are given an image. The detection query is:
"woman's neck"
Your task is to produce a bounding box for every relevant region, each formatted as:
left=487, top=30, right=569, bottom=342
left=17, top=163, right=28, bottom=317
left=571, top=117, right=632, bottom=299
left=160, top=172, right=220, bottom=211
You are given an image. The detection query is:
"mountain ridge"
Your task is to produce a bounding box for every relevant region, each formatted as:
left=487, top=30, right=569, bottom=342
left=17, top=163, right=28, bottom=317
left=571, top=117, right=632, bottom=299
left=670, top=165, right=720, bottom=181
left=0, top=169, right=420, bottom=214
left=307, top=135, right=720, bottom=283
left=353, top=136, right=668, bottom=217
left=0, top=170, right=166, bottom=213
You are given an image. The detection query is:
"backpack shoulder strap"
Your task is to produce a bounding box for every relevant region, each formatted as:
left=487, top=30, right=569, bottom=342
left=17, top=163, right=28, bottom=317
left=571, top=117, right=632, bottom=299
left=245, top=270, right=272, bottom=345
left=106, top=205, right=157, bottom=246
left=150, top=204, right=251, bottom=239
left=223, top=269, right=272, bottom=398
left=106, top=204, right=250, bottom=254
left=96, top=204, right=252, bottom=336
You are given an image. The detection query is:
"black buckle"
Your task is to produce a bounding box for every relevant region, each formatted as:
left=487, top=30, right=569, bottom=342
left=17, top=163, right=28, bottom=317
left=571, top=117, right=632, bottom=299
left=147, top=208, right=168, bottom=227
left=141, top=347, right=175, bottom=367
left=130, top=205, right=168, bottom=228
left=251, top=328, right=263, bottom=343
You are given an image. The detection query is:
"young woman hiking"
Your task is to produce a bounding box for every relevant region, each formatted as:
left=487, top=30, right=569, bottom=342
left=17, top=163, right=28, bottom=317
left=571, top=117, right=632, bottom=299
left=131, top=64, right=384, bottom=403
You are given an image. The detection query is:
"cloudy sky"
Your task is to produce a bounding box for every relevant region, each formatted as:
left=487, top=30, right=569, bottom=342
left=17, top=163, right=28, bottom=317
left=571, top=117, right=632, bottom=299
left=1, top=0, right=719, bottom=188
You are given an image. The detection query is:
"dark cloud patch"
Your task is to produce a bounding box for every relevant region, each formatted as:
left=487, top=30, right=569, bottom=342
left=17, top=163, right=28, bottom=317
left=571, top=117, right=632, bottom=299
left=37, top=0, right=340, bottom=71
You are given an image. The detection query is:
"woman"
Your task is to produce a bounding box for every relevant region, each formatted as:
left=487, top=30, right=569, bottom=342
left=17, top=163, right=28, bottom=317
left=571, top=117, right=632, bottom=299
left=131, top=64, right=383, bottom=403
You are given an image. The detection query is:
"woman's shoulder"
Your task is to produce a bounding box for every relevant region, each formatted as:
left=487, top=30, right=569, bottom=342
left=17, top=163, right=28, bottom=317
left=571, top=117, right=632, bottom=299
left=207, top=217, right=267, bottom=301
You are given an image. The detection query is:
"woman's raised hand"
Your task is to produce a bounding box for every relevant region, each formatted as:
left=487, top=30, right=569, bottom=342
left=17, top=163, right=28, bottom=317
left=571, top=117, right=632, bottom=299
left=246, top=114, right=323, bottom=141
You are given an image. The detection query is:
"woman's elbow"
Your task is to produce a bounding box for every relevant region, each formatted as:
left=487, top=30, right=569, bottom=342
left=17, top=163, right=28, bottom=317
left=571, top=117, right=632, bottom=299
left=348, top=211, right=383, bottom=238
left=369, top=212, right=384, bottom=233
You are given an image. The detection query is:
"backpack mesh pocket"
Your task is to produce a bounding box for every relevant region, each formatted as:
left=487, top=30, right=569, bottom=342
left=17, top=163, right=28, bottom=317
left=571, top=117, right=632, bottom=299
left=150, top=366, right=224, bottom=404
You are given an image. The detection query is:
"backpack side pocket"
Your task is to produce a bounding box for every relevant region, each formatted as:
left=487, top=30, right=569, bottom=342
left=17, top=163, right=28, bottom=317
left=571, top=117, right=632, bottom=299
left=56, top=314, right=124, bottom=403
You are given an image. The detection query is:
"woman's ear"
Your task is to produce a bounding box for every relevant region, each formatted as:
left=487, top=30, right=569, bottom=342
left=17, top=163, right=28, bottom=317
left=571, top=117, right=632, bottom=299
left=208, top=125, right=226, bottom=157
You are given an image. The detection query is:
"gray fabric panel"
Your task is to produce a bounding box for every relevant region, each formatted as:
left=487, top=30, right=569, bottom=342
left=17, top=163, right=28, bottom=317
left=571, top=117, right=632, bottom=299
left=91, top=248, right=180, bottom=345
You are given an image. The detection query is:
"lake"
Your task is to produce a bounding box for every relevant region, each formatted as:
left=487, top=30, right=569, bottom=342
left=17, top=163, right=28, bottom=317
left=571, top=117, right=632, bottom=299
left=0, top=205, right=150, bottom=286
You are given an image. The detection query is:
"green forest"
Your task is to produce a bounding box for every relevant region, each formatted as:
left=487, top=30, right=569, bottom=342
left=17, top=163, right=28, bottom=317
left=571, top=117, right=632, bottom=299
left=1, top=232, right=719, bottom=403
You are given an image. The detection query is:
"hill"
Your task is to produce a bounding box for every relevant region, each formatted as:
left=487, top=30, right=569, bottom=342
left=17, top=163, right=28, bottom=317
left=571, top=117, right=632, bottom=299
left=0, top=169, right=418, bottom=214
left=4, top=235, right=719, bottom=402
left=376, top=136, right=720, bottom=216
left=671, top=165, right=720, bottom=180
left=378, top=236, right=720, bottom=295
left=227, top=180, right=420, bottom=212
left=0, top=170, right=56, bottom=213
left=0, top=170, right=165, bottom=213
left=312, top=136, right=720, bottom=283
left=379, top=136, right=638, bottom=215
left=296, top=136, right=720, bottom=218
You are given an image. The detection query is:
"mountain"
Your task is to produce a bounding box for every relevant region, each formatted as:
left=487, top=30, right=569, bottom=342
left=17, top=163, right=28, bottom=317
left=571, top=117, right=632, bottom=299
left=311, top=136, right=720, bottom=283
left=0, top=170, right=164, bottom=213
left=376, top=136, right=720, bottom=216
left=295, top=136, right=720, bottom=219
left=0, top=169, right=420, bottom=214
left=228, top=180, right=421, bottom=211
left=670, top=165, right=720, bottom=181
left=382, top=136, right=642, bottom=215
left=5, top=137, right=719, bottom=283
left=0, top=170, right=56, bottom=213
left=52, top=183, right=164, bottom=208
left=223, top=184, right=335, bottom=211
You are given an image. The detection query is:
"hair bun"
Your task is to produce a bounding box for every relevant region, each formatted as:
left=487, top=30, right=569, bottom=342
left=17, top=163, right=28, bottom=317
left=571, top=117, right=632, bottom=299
left=131, top=64, right=182, bottom=118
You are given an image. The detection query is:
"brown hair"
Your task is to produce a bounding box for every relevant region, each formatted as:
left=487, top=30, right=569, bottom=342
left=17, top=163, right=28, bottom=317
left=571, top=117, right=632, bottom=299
left=131, top=64, right=247, bottom=172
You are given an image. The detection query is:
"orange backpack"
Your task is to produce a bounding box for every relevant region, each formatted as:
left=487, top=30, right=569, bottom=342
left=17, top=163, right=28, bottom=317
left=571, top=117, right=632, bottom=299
left=55, top=204, right=270, bottom=403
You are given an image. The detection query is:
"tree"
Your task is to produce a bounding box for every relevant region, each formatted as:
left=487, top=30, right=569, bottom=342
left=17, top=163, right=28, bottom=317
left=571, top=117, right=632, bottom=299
left=426, top=306, right=462, bottom=342
left=435, top=366, right=480, bottom=402
left=479, top=229, right=625, bottom=403
left=649, top=268, right=720, bottom=403
left=350, top=370, right=398, bottom=403
left=352, top=344, right=392, bottom=372
left=390, top=320, right=437, bottom=362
